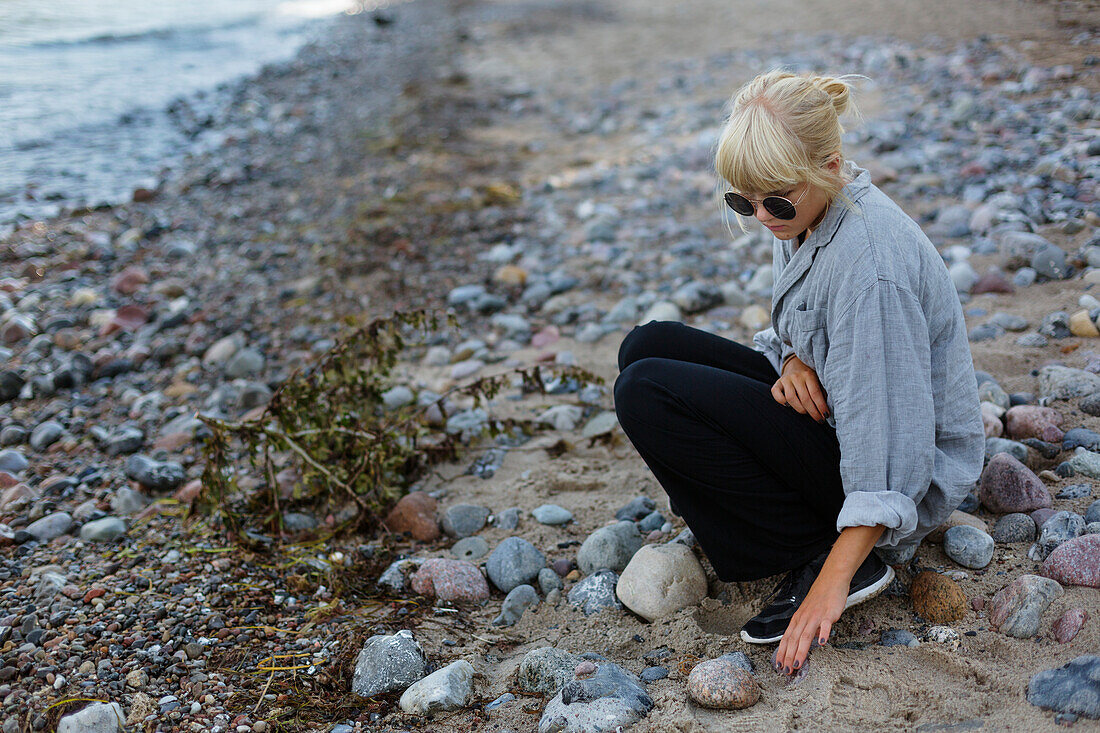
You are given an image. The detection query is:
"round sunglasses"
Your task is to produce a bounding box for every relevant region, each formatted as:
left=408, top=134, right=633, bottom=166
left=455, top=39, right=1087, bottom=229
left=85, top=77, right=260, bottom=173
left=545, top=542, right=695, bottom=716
left=724, top=185, right=808, bottom=221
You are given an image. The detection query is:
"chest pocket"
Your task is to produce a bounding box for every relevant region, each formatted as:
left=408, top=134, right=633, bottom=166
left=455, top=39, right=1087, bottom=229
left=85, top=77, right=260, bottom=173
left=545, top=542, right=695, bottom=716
left=789, top=306, right=829, bottom=373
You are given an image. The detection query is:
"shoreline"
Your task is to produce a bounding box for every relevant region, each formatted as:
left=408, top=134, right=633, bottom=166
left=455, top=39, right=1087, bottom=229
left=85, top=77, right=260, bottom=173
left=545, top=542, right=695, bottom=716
left=1, top=0, right=1099, bottom=730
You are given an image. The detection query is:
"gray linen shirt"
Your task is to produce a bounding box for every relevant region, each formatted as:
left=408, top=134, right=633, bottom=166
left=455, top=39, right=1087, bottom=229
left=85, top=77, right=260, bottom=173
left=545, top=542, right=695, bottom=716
left=752, top=164, right=984, bottom=552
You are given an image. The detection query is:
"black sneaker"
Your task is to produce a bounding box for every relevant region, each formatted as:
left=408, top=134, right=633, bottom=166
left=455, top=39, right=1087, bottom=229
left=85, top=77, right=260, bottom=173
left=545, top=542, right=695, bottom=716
left=739, top=550, right=895, bottom=644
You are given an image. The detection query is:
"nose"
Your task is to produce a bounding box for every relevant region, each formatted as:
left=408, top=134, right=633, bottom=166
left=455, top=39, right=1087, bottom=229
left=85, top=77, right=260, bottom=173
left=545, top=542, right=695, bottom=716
left=753, top=201, right=774, bottom=224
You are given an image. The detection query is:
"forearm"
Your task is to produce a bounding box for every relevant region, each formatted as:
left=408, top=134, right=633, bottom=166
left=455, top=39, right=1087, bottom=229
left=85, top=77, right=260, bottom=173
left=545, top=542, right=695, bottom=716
left=818, top=524, right=886, bottom=587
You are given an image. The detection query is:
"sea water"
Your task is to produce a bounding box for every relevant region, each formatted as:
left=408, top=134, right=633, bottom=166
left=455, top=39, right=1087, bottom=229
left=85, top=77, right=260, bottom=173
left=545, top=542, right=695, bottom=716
left=0, top=0, right=361, bottom=224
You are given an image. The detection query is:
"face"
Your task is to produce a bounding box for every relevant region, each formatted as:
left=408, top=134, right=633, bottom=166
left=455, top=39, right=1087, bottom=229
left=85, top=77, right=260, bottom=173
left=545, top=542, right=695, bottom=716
left=738, top=181, right=830, bottom=241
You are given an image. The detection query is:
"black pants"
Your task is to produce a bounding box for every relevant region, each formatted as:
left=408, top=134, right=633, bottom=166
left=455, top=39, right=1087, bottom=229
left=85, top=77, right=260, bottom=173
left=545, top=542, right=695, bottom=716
left=614, top=321, right=846, bottom=582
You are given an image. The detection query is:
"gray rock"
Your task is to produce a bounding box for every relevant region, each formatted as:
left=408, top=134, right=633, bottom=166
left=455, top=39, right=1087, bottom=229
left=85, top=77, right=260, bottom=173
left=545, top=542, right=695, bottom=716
left=282, top=512, right=316, bottom=531
left=969, top=323, right=1004, bottom=342
left=615, top=496, right=656, bottom=521
left=949, top=261, right=979, bottom=293
left=636, top=510, right=665, bottom=533
left=441, top=504, right=491, bottom=538
left=1039, top=365, right=1100, bottom=399
left=533, top=504, right=573, bottom=525
left=1086, top=500, right=1100, bottom=525
left=603, top=297, right=638, bottom=324
left=29, top=420, right=63, bottom=451
left=1039, top=312, right=1072, bottom=340
left=539, top=405, right=583, bottom=431
left=1032, top=244, right=1071, bottom=280
left=486, top=536, right=546, bottom=593
left=640, top=666, right=669, bottom=682
left=1028, top=655, right=1100, bottom=719
left=381, top=386, right=415, bottom=410
left=104, top=425, right=144, bottom=456
left=123, top=454, right=185, bottom=492
left=978, top=381, right=1011, bottom=409
left=351, top=630, right=426, bottom=698
left=110, top=488, right=148, bottom=516
left=568, top=569, right=622, bottom=615
left=985, top=437, right=1028, bottom=464
left=448, top=284, right=486, bottom=307
left=943, top=525, right=995, bottom=569
left=485, top=692, right=516, bottom=711
left=451, top=536, right=490, bottom=562
left=990, top=574, right=1063, bottom=639
left=1087, top=523, right=1100, bottom=535
left=671, top=282, right=723, bottom=314
left=577, top=521, right=643, bottom=574
left=1064, top=428, right=1100, bottom=451
left=992, top=513, right=1037, bottom=544
left=79, top=517, right=127, bottom=542
left=398, top=660, right=475, bottom=714
left=25, top=512, right=73, bottom=542
left=493, top=584, right=539, bottom=626
left=1013, top=268, right=1038, bottom=287
left=376, top=558, right=423, bottom=593
left=1068, top=448, right=1100, bottom=479
left=224, top=348, right=265, bottom=378
left=1057, top=484, right=1093, bottom=500
left=0, top=449, right=28, bottom=473
left=581, top=411, right=618, bottom=439
left=492, top=507, right=521, bottom=530
left=445, top=408, right=489, bottom=436
left=639, top=301, right=681, bottom=324
left=538, top=567, right=564, bottom=595
left=538, top=662, right=653, bottom=733
left=1016, top=333, right=1048, bottom=348
left=517, top=647, right=583, bottom=696
left=988, top=312, right=1028, bottom=332
left=1031, top=511, right=1086, bottom=561
left=0, top=424, right=26, bottom=446
left=57, top=702, right=125, bottom=733
left=880, top=629, right=920, bottom=647
left=492, top=313, right=531, bottom=340
left=239, top=381, right=273, bottom=409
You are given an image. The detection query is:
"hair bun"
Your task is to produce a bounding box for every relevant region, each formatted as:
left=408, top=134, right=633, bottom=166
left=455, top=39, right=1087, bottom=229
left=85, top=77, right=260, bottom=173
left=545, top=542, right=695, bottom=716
left=811, top=75, right=852, bottom=116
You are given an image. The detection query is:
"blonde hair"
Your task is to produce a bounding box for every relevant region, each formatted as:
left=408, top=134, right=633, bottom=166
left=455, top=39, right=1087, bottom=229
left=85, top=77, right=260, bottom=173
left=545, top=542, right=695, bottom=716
left=716, top=70, right=862, bottom=209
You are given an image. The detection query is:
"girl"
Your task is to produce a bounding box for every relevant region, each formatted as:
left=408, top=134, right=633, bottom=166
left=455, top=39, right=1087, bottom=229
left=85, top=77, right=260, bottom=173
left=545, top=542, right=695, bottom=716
left=614, top=70, right=984, bottom=676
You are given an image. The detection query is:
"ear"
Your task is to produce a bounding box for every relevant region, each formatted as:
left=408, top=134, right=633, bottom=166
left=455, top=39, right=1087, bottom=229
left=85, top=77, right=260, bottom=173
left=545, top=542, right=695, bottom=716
left=826, top=153, right=842, bottom=173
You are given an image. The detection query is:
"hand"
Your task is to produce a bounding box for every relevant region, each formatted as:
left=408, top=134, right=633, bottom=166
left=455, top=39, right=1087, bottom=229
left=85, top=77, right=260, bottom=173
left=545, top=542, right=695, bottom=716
left=773, top=570, right=847, bottom=675
left=772, top=355, right=830, bottom=422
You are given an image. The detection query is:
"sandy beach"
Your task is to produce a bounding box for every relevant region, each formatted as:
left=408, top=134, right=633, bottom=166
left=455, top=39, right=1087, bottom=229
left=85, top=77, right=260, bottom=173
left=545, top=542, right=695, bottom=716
left=1, top=0, right=1098, bottom=731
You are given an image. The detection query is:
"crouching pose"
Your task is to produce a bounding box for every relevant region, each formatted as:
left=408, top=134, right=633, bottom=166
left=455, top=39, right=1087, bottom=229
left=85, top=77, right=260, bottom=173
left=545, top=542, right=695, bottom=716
left=613, top=70, right=984, bottom=675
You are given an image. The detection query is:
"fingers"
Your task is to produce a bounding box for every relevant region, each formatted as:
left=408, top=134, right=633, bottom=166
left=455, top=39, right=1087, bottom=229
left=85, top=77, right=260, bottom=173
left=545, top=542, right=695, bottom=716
left=771, top=380, right=787, bottom=406
left=806, top=377, right=830, bottom=420
left=793, top=379, right=824, bottom=422
left=817, top=619, right=832, bottom=648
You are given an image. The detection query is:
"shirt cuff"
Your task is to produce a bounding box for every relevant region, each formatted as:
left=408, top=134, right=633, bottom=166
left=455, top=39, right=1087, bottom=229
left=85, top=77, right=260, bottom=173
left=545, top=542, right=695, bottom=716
left=836, top=490, right=918, bottom=548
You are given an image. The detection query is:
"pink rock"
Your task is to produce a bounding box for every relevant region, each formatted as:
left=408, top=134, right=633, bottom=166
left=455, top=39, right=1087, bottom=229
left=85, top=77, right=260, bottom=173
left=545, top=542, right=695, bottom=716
left=0, top=472, right=18, bottom=489
left=1, top=316, right=34, bottom=345
left=409, top=558, right=489, bottom=601
left=1030, top=508, right=1057, bottom=529
left=111, top=266, right=149, bottom=295
left=0, top=483, right=37, bottom=512
left=385, top=492, right=440, bottom=541
left=574, top=661, right=597, bottom=676
left=988, top=574, right=1063, bottom=638
left=99, top=304, right=150, bottom=336
left=1004, top=406, right=1064, bottom=443
left=531, top=326, right=560, bottom=349
left=979, top=453, right=1053, bottom=514
left=1052, top=608, right=1088, bottom=643
left=971, top=271, right=1015, bottom=295
left=1042, top=535, right=1100, bottom=588
left=982, top=404, right=1003, bottom=438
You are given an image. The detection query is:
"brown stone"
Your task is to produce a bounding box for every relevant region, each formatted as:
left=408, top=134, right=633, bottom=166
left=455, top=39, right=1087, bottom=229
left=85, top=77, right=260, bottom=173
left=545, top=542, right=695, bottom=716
left=687, top=659, right=761, bottom=710
left=111, top=266, right=149, bottom=296
left=385, top=491, right=440, bottom=541
left=153, top=432, right=193, bottom=452
left=927, top=510, right=989, bottom=543
left=979, top=453, right=1052, bottom=514
left=910, top=571, right=968, bottom=623
left=1052, top=608, right=1088, bottom=643
left=1004, top=405, right=1064, bottom=443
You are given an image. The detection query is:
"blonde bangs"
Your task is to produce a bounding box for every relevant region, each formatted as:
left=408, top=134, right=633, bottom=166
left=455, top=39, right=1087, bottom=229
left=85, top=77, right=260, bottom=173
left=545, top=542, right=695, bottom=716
left=716, top=103, right=807, bottom=196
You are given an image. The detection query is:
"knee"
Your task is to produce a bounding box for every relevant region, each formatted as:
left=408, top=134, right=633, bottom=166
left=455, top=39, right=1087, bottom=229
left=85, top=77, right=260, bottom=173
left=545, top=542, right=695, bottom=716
left=614, top=357, right=660, bottom=421
left=617, top=320, right=685, bottom=372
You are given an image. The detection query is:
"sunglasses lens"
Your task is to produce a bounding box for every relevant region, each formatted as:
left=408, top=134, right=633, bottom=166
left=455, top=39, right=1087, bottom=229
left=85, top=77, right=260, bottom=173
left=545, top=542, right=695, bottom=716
left=763, top=197, right=797, bottom=220
left=724, top=192, right=755, bottom=217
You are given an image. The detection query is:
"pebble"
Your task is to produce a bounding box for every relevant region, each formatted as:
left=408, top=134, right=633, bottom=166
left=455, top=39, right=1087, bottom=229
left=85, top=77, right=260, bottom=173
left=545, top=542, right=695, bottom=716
left=581, top=411, right=619, bottom=439
left=0, top=449, right=27, bottom=474
left=532, top=504, right=573, bottom=525
left=351, top=630, right=426, bottom=698
left=57, top=702, right=125, bottom=733
left=78, top=517, right=127, bottom=542
left=517, top=647, right=583, bottom=695
left=398, top=660, right=475, bottom=714
left=441, top=503, right=491, bottom=538
left=1087, top=500, right=1100, bottom=524
left=492, top=507, right=521, bottom=530
left=988, top=574, right=1063, bottom=638
left=29, top=420, right=63, bottom=451
left=1039, top=365, right=1100, bottom=401
left=493, top=584, right=539, bottom=626
left=615, top=544, right=706, bottom=621
left=123, top=454, right=185, bottom=492
left=1041, top=534, right=1100, bottom=587
left=1031, top=511, right=1086, bottom=561
left=927, top=510, right=988, bottom=543
left=409, top=558, right=490, bottom=602
left=880, top=629, right=920, bottom=647
left=943, top=525, right=995, bottom=569
left=639, top=301, right=681, bottom=324
left=687, top=657, right=761, bottom=710
left=485, top=536, right=547, bottom=592
left=1028, top=655, right=1100, bottom=719
left=538, top=567, right=564, bottom=594
left=992, top=513, right=1037, bottom=543
left=385, top=492, right=440, bottom=541
left=1052, top=608, right=1089, bottom=644
left=25, top=511, right=73, bottom=542
left=577, top=521, right=643, bottom=574
left=1057, top=483, right=1092, bottom=500
left=1063, top=427, right=1100, bottom=451
left=926, top=626, right=961, bottom=651
left=451, top=536, right=490, bottom=561
left=1004, top=405, right=1063, bottom=442
left=640, top=666, right=669, bottom=682
left=539, top=405, right=583, bottom=431
left=538, top=662, right=653, bottom=733
left=614, top=496, right=656, bottom=521
left=979, top=453, right=1052, bottom=513
left=485, top=692, right=516, bottom=712
left=1067, top=447, right=1100, bottom=479
left=568, top=569, right=622, bottom=615
left=910, top=571, right=968, bottom=623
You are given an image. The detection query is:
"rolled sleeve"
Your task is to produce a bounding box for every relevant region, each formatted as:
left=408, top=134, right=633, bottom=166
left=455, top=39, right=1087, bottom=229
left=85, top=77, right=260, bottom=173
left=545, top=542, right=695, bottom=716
left=824, top=279, right=936, bottom=548
left=752, top=327, right=796, bottom=378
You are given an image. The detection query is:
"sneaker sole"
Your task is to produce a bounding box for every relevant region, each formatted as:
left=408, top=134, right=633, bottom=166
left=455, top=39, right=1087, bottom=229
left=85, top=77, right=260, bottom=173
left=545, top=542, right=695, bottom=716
left=739, top=565, right=896, bottom=645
